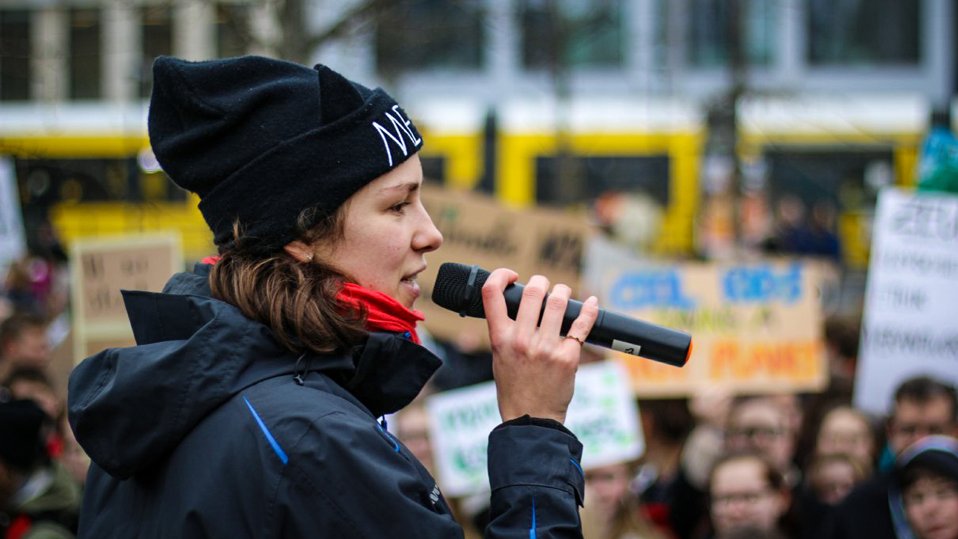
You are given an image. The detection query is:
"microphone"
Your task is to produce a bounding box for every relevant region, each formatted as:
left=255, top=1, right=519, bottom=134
left=431, top=263, right=692, bottom=368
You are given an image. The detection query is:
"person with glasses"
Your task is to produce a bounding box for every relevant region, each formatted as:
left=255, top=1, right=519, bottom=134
left=826, top=376, right=958, bottom=539
left=708, top=452, right=792, bottom=539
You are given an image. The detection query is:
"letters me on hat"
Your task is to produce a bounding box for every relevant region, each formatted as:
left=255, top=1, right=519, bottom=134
left=148, top=55, right=424, bottom=254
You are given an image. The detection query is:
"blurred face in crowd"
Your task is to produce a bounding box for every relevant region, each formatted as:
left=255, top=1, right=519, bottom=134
left=903, top=474, right=958, bottom=539
left=710, top=456, right=789, bottom=536
left=2, top=326, right=50, bottom=367
left=394, top=405, right=433, bottom=475
left=8, top=379, right=60, bottom=420
left=808, top=455, right=862, bottom=505
left=889, top=397, right=957, bottom=456
left=817, top=407, right=875, bottom=466
left=727, top=399, right=794, bottom=473
left=299, top=155, right=443, bottom=309
left=585, top=462, right=633, bottom=522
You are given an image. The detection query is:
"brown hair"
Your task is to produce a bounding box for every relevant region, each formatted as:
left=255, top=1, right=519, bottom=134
left=209, top=205, right=368, bottom=355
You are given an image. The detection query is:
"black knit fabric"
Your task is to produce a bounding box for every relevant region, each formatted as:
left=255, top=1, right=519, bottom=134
left=148, top=55, right=423, bottom=253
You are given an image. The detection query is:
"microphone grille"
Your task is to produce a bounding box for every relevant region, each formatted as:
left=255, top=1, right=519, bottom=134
left=431, top=263, right=489, bottom=318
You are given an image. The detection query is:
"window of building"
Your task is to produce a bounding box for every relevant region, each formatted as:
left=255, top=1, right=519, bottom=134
left=70, top=8, right=102, bottom=99
left=0, top=10, right=31, bottom=101
left=807, top=0, right=920, bottom=66
left=520, top=0, right=624, bottom=70
left=216, top=3, right=250, bottom=58
left=141, top=5, right=173, bottom=98
left=375, top=0, right=484, bottom=73
left=676, top=0, right=775, bottom=68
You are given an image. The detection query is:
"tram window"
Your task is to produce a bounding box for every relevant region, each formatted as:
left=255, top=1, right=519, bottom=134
left=520, top=0, right=624, bottom=69
left=216, top=4, right=250, bottom=59
left=535, top=155, right=670, bottom=206
left=420, top=156, right=445, bottom=185
left=141, top=6, right=173, bottom=98
left=375, top=0, right=483, bottom=72
left=807, top=0, right=919, bottom=66
left=765, top=149, right=894, bottom=210
left=70, top=8, right=102, bottom=100
left=0, top=10, right=31, bottom=101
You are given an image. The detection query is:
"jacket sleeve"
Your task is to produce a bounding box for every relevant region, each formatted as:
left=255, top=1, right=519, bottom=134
left=485, top=416, right=585, bottom=539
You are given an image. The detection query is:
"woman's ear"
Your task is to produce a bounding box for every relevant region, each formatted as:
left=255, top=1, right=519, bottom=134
left=283, top=240, right=314, bottom=263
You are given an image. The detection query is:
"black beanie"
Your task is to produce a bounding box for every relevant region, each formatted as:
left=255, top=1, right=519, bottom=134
left=0, top=399, right=46, bottom=472
left=148, top=55, right=424, bottom=253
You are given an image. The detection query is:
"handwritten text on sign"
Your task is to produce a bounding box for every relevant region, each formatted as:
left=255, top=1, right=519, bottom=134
left=855, top=188, right=958, bottom=415
left=596, top=260, right=825, bottom=396
left=426, top=360, right=644, bottom=497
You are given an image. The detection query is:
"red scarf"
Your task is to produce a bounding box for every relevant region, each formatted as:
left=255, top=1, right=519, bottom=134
left=337, top=282, right=424, bottom=344
left=201, top=256, right=423, bottom=344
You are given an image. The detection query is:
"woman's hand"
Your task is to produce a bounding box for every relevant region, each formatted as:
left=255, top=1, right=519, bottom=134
left=481, top=268, right=600, bottom=424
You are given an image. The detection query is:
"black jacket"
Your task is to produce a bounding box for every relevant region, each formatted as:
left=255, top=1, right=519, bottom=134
left=67, top=264, right=586, bottom=538
left=822, top=472, right=895, bottom=539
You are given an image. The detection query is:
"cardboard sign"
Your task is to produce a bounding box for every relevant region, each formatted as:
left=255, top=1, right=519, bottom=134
left=591, top=259, right=826, bottom=397
left=855, top=188, right=958, bottom=415
left=70, top=233, right=182, bottom=363
left=425, top=360, right=644, bottom=497
left=418, top=185, right=592, bottom=347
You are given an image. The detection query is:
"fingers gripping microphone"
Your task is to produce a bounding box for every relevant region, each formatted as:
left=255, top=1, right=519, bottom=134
left=431, top=263, right=693, bottom=368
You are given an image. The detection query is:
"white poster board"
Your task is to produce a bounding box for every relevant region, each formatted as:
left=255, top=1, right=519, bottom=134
left=425, top=360, right=644, bottom=497
left=855, top=188, right=958, bottom=415
left=0, top=158, right=26, bottom=272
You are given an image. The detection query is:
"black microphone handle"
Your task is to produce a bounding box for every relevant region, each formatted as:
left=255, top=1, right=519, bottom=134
left=500, top=282, right=690, bottom=367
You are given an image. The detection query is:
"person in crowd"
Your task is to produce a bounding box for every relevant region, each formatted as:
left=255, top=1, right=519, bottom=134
left=826, top=376, right=958, bottom=539
left=5, top=367, right=62, bottom=423
left=724, top=396, right=800, bottom=487
left=580, top=459, right=671, bottom=539
left=67, top=55, right=599, bottom=538
left=0, top=399, right=80, bottom=538
left=633, top=398, right=694, bottom=532
left=812, top=405, right=878, bottom=471
left=805, top=452, right=870, bottom=506
left=0, top=314, right=51, bottom=383
left=892, top=435, right=958, bottom=539
left=670, top=393, right=801, bottom=539
left=708, top=452, right=792, bottom=539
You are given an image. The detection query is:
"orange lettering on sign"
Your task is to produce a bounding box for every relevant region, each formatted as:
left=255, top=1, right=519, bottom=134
left=708, top=341, right=821, bottom=382
left=709, top=340, right=740, bottom=380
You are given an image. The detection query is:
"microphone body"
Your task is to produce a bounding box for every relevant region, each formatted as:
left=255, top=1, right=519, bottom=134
left=432, top=263, right=692, bottom=367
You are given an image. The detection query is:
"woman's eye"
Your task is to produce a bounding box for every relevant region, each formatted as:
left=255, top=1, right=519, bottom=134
left=390, top=201, right=411, bottom=213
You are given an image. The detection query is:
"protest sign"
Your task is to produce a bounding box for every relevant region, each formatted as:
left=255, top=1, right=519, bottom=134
left=855, top=188, right=958, bottom=415
left=418, top=185, right=592, bottom=347
left=70, top=233, right=182, bottom=363
left=425, top=360, right=644, bottom=497
left=592, top=259, right=826, bottom=397
left=0, top=158, right=26, bottom=272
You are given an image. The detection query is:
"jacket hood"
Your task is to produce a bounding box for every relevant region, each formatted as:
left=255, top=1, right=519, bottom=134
left=67, top=264, right=440, bottom=479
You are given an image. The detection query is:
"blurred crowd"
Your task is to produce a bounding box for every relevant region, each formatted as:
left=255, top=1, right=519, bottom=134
left=401, top=322, right=958, bottom=539
left=1, top=237, right=956, bottom=539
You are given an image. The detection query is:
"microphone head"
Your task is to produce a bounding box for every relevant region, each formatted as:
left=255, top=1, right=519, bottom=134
left=431, top=263, right=490, bottom=318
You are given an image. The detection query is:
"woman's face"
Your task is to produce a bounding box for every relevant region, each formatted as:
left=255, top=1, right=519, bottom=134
left=904, top=476, right=958, bottom=539
left=710, top=457, right=789, bottom=536
left=313, top=154, right=442, bottom=308
left=816, top=408, right=874, bottom=465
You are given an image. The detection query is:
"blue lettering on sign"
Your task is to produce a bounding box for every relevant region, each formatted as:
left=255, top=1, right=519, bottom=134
left=610, top=270, right=696, bottom=310
left=721, top=263, right=803, bottom=304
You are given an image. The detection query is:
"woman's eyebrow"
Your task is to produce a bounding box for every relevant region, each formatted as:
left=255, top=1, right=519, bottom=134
left=379, top=181, right=420, bottom=194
